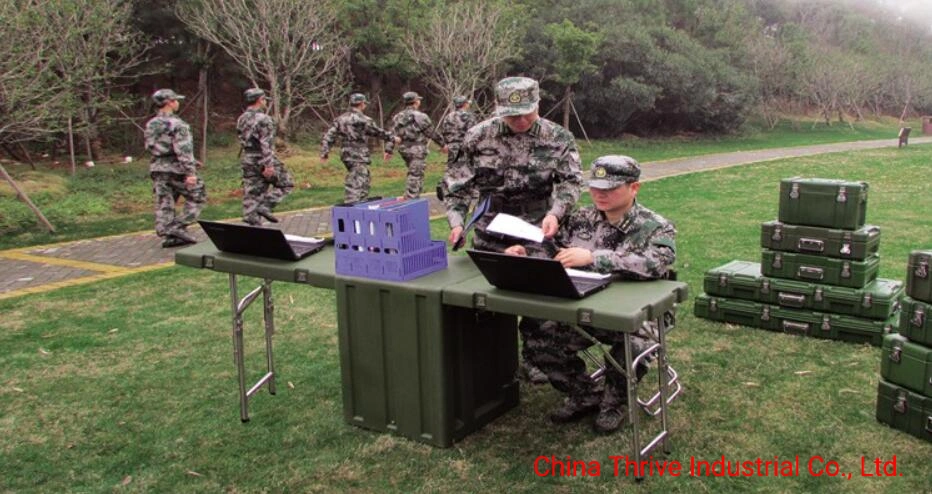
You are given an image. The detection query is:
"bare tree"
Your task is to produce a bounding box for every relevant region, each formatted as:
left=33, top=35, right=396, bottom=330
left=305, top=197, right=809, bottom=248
left=178, top=0, right=351, bottom=138
left=400, top=0, right=522, bottom=113
left=44, top=0, right=149, bottom=162
left=0, top=1, right=69, bottom=146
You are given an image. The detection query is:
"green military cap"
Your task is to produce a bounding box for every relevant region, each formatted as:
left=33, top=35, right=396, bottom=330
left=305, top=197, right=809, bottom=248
left=244, top=88, right=269, bottom=104
left=403, top=91, right=422, bottom=104
left=152, top=89, right=185, bottom=106
left=588, top=155, right=641, bottom=190
left=494, top=77, right=539, bottom=117
left=349, top=93, right=368, bottom=105
left=453, top=96, right=470, bottom=107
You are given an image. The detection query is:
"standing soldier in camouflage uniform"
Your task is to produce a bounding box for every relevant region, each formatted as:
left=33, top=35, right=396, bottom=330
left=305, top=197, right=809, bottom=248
left=144, top=89, right=205, bottom=248
left=237, top=88, right=294, bottom=225
left=384, top=91, right=444, bottom=199
left=320, top=93, right=400, bottom=204
left=444, top=77, right=583, bottom=384
left=504, top=156, right=677, bottom=434
left=437, top=95, right=478, bottom=200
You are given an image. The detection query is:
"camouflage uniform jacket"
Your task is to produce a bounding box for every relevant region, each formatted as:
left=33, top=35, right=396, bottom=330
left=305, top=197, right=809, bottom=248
left=556, top=201, right=676, bottom=280
left=237, top=108, right=276, bottom=167
left=444, top=117, right=582, bottom=228
left=320, top=109, right=394, bottom=159
left=439, top=109, right=478, bottom=151
left=144, top=111, right=197, bottom=176
left=384, top=108, right=442, bottom=155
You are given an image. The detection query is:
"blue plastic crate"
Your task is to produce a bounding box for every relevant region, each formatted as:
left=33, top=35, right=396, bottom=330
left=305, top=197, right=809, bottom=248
left=332, top=198, right=447, bottom=281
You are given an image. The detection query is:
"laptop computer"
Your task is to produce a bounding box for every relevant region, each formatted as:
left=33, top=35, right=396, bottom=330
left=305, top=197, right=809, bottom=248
left=198, top=220, right=326, bottom=261
left=467, top=249, right=613, bottom=299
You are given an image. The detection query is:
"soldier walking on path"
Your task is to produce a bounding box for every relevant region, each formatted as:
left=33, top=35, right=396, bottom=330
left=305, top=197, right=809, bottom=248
left=144, top=89, right=205, bottom=248
left=384, top=91, right=444, bottom=199
left=437, top=95, right=478, bottom=200
left=321, top=93, right=400, bottom=204
left=237, top=88, right=294, bottom=225
left=444, top=77, right=584, bottom=384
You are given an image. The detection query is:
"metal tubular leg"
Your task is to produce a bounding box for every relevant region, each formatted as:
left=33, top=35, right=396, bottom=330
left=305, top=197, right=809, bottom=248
left=230, top=274, right=250, bottom=422
left=656, top=315, right=672, bottom=454
left=229, top=274, right=278, bottom=423
left=623, top=333, right=642, bottom=480
left=262, top=279, right=277, bottom=396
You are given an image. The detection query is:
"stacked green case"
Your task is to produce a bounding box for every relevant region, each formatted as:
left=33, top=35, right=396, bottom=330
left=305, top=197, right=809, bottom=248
left=695, top=177, right=898, bottom=346
left=874, top=253, right=932, bottom=443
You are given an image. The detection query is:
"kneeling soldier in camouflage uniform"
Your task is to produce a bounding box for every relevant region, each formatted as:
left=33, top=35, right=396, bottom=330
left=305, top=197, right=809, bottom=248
left=144, top=89, right=206, bottom=247
left=384, top=91, right=444, bottom=199
left=504, top=156, right=677, bottom=433
left=237, top=88, right=294, bottom=225
left=321, top=93, right=399, bottom=204
left=437, top=95, right=478, bottom=200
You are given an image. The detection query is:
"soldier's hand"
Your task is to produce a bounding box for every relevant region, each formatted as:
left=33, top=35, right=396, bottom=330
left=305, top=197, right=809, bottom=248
left=184, top=175, right=198, bottom=189
left=262, top=165, right=276, bottom=179
left=383, top=152, right=391, bottom=162
left=320, top=156, right=329, bottom=164
left=554, top=247, right=594, bottom=268
left=195, top=160, right=204, bottom=168
left=541, top=214, right=559, bottom=238
left=441, top=145, right=449, bottom=154
left=393, top=136, right=402, bottom=145
left=504, top=245, right=527, bottom=256
left=448, top=226, right=464, bottom=246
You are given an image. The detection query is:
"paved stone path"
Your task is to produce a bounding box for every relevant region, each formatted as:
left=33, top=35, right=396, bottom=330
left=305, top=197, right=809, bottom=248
left=1, top=136, right=929, bottom=300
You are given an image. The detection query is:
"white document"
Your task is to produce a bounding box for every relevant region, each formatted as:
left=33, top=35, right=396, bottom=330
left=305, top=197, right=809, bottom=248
left=486, top=213, right=544, bottom=243
left=284, top=233, right=325, bottom=243
left=565, top=268, right=611, bottom=280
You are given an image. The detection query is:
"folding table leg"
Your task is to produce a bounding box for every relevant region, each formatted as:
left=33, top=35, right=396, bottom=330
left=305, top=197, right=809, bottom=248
left=229, top=274, right=277, bottom=422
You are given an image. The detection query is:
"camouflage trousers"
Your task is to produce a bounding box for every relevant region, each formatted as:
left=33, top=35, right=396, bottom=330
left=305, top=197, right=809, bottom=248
left=401, top=151, right=427, bottom=199
left=151, top=172, right=206, bottom=238
left=519, top=317, right=658, bottom=410
left=342, top=160, right=371, bottom=204
left=439, top=145, right=470, bottom=201
left=242, top=159, right=294, bottom=223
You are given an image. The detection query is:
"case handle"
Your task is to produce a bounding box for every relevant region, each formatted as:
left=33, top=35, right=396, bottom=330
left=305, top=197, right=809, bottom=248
left=777, top=292, right=806, bottom=308
left=782, top=320, right=809, bottom=334
left=798, top=266, right=824, bottom=280
left=797, top=237, right=825, bottom=253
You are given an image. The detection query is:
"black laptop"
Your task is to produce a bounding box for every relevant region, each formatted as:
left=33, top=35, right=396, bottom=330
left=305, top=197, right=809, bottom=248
left=198, top=220, right=326, bottom=261
left=467, top=249, right=613, bottom=299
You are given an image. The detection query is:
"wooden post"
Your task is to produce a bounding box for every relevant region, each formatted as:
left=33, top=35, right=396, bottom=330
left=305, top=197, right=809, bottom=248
left=0, top=163, right=55, bottom=232
left=67, top=116, right=77, bottom=175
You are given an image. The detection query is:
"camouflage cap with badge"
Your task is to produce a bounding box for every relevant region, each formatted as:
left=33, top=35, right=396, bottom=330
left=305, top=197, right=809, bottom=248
left=403, top=91, right=422, bottom=104
left=349, top=93, right=368, bottom=105
left=587, top=155, right=641, bottom=190
left=244, top=88, right=269, bottom=104
left=494, top=77, right=539, bottom=117
left=152, top=89, right=185, bottom=106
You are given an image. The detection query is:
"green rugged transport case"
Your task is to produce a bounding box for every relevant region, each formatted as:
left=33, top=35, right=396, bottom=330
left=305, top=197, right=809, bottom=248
left=876, top=378, right=932, bottom=442
left=906, top=250, right=932, bottom=303
left=704, top=260, right=902, bottom=320
left=760, top=221, right=880, bottom=260
left=777, top=177, right=868, bottom=229
left=761, top=250, right=879, bottom=288
left=899, top=296, right=932, bottom=346
left=880, top=333, right=932, bottom=397
left=694, top=294, right=897, bottom=345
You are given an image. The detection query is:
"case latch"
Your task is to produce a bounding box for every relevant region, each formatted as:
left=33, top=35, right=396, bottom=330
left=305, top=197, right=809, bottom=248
left=889, top=345, right=902, bottom=363
left=862, top=293, right=872, bottom=308
left=841, top=262, right=851, bottom=279
left=771, top=224, right=783, bottom=242
left=789, top=183, right=800, bottom=199
left=820, top=315, right=831, bottom=332
left=893, top=392, right=907, bottom=414
left=761, top=305, right=770, bottom=321
left=911, top=308, right=925, bottom=328
left=760, top=279, right=770, bottom=294
left=836, top=186, right=847, bottom=203
left=916, top=258, right=929, bottom=279
left=773, top=253, right=783, bottom=270
left=718, top=273, right=728, bottom=287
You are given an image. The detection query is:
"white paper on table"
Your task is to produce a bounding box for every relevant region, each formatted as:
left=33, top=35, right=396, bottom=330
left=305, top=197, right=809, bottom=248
left=486, top=213, right=544, bottom=243
left=565, top=268, right=611, bottom=280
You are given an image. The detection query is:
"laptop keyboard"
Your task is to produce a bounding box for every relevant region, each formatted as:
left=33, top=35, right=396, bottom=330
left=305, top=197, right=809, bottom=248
left=289, top=240, right=322, bottom=255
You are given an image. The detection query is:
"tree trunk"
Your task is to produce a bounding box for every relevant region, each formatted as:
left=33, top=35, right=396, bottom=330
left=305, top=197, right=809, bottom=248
left=0, top=163, right=55, bottom=232
left=562, top=85, right=572, bottom=130
left=198, top=53, right=209, bottom=163
left=67, top=116, right=77, bottom=176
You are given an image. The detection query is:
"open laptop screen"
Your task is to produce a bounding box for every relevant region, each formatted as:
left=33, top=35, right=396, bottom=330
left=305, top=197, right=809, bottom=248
left=199, top=220, right=325, bottom=261
left=467, top=250, right=611, bottom=299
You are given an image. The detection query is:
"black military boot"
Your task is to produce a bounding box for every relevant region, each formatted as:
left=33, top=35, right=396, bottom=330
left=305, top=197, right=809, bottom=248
left=243, top=216, right=263, bottom=226
left=257, top=207, right=280, bottom=223
left=161, top=236, right=187, bottom=248
left=593, top=404, right=628, bottom=434
left=550, top=396, right=600, bottom=424
left=171, top=229, right=197, bottom=245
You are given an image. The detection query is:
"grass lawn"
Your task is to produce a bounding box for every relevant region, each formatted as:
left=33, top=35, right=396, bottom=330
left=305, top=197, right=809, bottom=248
left=0, top=116, right=912, bottom=250
left=1, top=145, right=930, bottom=492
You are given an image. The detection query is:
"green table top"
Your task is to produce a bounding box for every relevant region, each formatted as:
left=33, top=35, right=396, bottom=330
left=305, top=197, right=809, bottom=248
left=174, top=241, right=337, bottom=289
left=442, top=275, right=688, bottom=333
